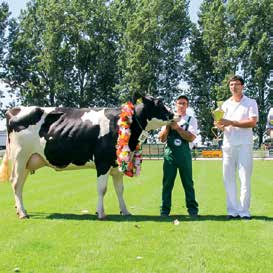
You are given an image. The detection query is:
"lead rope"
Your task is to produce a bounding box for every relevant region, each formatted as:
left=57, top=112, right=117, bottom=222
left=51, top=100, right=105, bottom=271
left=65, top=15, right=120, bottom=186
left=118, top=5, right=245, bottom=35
left=134, top=113, right=149, bottom=144
left=128, top=113, right=149, bottom=163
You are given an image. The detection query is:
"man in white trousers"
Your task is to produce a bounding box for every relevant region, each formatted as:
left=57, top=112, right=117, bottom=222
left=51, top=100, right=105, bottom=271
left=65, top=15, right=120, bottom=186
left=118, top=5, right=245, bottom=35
left=216, top=75, right=258, bottom=220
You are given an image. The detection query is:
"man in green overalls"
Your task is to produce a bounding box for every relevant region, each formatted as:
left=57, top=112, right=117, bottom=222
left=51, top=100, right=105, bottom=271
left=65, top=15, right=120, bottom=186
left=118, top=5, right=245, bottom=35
left=159, top=95, right=199, bottom=217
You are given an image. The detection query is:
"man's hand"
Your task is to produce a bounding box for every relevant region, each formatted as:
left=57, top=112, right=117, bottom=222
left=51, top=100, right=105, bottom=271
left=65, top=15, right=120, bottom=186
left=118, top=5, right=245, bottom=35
left=170, top=122, right=179, bottom=131
left=217, top=119, right=232, bottom=127
left=214, top=121, right=225, bottom=131
left=217, top=117, right=257, bottom=128
left=172, top=122, right=196, bottom=142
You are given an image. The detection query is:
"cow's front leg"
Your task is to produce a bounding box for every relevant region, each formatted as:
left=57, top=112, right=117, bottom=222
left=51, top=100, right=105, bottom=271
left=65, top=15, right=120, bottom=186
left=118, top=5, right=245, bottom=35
left=96, top=173, right=109, bottom=220
left=112, top=172, right=131, bottom=216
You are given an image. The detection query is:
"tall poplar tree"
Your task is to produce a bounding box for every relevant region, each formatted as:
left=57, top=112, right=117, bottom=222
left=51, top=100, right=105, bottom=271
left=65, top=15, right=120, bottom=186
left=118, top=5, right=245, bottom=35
left=227, top=0, right=273, bottom=145
left=185, top=0, right=231, bottom=142
left=186, top=0, right=272, bottom=145
left=4, top=0, right=119, bottom=107
left=113, top=0, right=191, bottom=102
left=0, top=2, right=10, bottom=112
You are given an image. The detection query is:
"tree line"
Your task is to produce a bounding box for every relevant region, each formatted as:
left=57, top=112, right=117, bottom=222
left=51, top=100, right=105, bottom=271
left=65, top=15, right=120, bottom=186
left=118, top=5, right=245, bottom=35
left=0, top=0, right=272, bottom=145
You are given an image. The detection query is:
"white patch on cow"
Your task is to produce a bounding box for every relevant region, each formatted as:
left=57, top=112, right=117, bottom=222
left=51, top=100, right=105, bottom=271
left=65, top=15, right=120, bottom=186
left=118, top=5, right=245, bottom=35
left=12, top=106, right=36, bottom=119
left=14, top=106, right=55, bottom=119
left=111, top=170, right=131, bottom=216
left=81, top=109, right=110, bottom=137
left=8, top=108, right=55, bottom=172
left=26, top=153, right=97, bottom=172
left=145, top=118, right=171, bottom=131
left=44, top=107, right=57, bottom=114
left=97, top=172, right=109, bottom=219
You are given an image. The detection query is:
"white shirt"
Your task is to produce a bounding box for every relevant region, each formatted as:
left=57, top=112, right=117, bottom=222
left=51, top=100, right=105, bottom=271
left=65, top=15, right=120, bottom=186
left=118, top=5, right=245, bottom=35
left=177, top=114, right=198, bottom=138
left=222, top=95, right=258, bottom=146
left=266, top=108, right=273, bottom=129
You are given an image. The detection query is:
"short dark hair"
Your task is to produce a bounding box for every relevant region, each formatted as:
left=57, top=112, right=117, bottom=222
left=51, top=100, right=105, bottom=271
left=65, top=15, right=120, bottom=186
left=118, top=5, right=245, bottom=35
left=228, top=75, right=244, bottom=85
left=176, top=95, right=189, bottom=103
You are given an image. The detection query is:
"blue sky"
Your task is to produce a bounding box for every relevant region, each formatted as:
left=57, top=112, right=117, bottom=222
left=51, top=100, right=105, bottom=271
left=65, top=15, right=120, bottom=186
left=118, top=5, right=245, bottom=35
left=5, top=0, right=27, bottom=17
left=5, top=0, right=203, bottom=22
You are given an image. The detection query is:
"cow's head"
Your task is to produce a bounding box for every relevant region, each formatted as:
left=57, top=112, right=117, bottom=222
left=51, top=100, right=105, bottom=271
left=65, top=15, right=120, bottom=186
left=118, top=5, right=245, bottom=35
left=133, top=93, right=176, bottom=131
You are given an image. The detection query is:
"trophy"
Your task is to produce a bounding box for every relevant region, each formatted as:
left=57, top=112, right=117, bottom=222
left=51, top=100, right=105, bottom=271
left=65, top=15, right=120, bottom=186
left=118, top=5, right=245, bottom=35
left=211, top=101, right=225, bottom=142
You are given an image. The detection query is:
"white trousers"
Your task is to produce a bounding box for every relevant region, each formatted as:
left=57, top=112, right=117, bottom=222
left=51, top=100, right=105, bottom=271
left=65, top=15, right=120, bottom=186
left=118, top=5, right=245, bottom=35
left=222, top=144, right=253, bottom=217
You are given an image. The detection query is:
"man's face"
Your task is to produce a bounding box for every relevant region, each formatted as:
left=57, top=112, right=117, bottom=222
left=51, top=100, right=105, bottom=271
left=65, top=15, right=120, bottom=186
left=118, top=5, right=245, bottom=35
left=176, top=98, right=188, bottom=114
left=229, top=80, right=243, bottom=97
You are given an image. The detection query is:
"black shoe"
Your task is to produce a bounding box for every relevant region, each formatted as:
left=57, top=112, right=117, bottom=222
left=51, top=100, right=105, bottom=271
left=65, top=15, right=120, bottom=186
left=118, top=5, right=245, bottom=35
left=226, top=215, right=239, bottom=220
left=160, top=212, right=169, bottom=217
left=241, top=216, right=252, bottom=220
left=189, top=212, right=198, bottom=218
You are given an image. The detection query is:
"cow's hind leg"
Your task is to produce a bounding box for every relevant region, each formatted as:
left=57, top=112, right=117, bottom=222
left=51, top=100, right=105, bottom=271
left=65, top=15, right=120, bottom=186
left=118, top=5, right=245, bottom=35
left=112, top=172, right=131, bottom=216
left=96, top=173, right=109, bottom=220
left=11, top=162, right=30, bottom=219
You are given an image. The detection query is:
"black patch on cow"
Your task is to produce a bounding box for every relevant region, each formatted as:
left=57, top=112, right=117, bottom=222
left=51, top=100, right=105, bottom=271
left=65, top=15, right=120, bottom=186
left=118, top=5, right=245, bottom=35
left=39, top=110, right=65, bottom=138
left=39, top=108, right=120, bottom=175
left=8, top=107, right=44, bottom=133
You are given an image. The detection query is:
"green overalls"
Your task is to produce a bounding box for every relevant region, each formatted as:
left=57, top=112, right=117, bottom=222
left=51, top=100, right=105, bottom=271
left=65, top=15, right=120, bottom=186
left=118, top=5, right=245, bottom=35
left=161, top=116, right=199, bottom=215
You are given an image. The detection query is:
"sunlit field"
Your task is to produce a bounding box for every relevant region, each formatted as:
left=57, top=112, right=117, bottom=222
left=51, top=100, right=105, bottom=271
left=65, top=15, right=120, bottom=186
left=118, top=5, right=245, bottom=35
left=0, top=160, right=272, bottom=273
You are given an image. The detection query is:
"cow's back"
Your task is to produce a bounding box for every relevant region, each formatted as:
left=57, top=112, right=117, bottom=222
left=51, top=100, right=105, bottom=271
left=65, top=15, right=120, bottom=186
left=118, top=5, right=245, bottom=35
left=7, top=106, right=120, bottom=171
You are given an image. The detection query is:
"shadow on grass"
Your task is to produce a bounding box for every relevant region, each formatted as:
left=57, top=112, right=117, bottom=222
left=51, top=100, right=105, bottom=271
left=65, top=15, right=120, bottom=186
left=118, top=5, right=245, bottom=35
left=29, top=212, right=273, bottom=222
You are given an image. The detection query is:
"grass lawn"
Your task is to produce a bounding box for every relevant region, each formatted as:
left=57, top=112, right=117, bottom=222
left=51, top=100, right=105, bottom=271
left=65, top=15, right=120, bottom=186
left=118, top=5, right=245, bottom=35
left=0, top=160, right=272, bottom=273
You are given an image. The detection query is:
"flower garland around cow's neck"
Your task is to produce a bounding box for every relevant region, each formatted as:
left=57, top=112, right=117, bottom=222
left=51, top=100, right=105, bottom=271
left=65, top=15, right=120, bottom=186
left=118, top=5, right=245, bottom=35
left=116, top=101, right=142, bottom=177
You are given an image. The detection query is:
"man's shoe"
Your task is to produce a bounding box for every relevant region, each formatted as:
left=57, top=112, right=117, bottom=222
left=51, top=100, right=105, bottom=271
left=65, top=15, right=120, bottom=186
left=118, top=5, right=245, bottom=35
left=189, top=212, right=198, bottom=218
left=241, top=216, right=252, bottom=220
left=160, top=211, right=170, bottom=217
left=226, top=215, right=239, bottom=220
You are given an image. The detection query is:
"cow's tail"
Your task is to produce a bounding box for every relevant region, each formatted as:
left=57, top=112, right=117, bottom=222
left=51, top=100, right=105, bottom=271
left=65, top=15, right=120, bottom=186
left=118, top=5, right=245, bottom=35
left=0, top=137, right=11, bottom=182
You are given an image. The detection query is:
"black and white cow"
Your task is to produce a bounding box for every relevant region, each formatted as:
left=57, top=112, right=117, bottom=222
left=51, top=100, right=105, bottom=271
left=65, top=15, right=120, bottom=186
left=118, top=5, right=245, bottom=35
left=0, top=94, right=175, bottom=219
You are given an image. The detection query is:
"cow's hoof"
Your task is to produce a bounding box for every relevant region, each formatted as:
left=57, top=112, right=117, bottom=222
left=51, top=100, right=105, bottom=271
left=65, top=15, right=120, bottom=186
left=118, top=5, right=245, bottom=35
left=98, top=215, right=107, bottom=220
left=19, top=214, right=29, bottom=219
left=96, top=211, right=106, bottom=220
left=120, top=211, right=132, bottom=216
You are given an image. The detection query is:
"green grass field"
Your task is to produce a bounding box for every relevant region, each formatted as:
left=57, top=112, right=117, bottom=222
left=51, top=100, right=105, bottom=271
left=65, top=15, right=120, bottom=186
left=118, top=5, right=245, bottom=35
left=0, top=160, right=272, bottom=273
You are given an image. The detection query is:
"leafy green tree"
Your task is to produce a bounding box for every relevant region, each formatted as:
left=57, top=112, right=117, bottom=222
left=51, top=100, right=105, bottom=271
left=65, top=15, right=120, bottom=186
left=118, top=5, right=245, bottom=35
left=186, top=0, right=272, bottom=145
left=226, top=0, right=273, bottom=145
left=0, top=2, right=10, bottom=112
left=113, top=0, right=191, bottom=102
left=4, top=0, right=192, bottom=109
left=185, top=0, right=231, bottom=142
left=4, top=0, right=120, bottom=107
left=184, top=26, right=214, bottom=143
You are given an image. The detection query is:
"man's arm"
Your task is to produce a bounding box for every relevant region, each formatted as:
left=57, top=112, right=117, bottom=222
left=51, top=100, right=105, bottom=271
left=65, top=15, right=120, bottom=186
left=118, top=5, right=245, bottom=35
left=170, top=122, right=196, bottom=142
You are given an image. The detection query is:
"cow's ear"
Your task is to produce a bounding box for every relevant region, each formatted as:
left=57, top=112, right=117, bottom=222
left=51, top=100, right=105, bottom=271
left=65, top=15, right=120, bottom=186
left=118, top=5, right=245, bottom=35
left=132, top=92, right=145, bottom=104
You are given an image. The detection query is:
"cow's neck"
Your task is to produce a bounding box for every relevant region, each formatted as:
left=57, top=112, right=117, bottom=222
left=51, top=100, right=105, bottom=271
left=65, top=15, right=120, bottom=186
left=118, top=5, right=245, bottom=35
left=128, top=106, right=147, bottom=151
